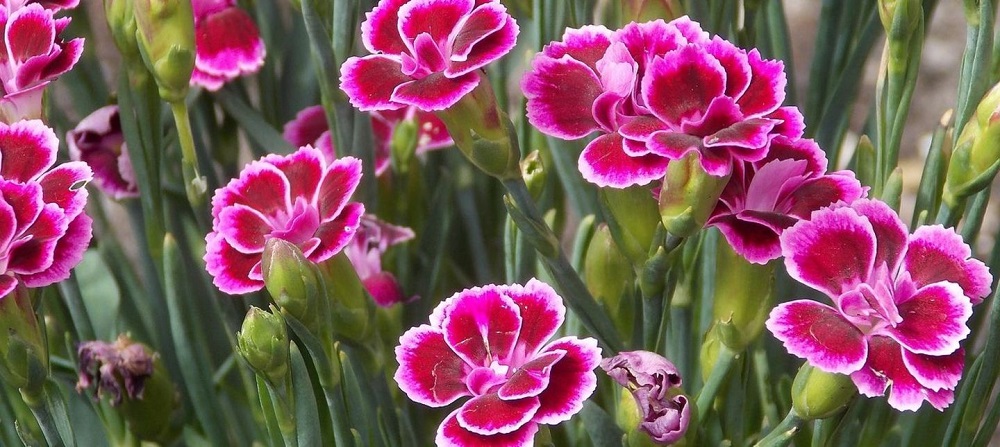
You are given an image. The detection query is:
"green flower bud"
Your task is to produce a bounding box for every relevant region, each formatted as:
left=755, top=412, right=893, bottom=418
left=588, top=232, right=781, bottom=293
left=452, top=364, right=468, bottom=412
left=791, top=363, right=856, bottom=420
left=391, top=118, right=419, bottom=173
left=944, top=83, right=1000, bottom=206
left=521, top=150, right=547, bottom=201
left=105, top=0, right=141, bottom=64
left=262, top=239, right=325, bottom=333
left=133, top=0, right=195, bottom=103
left=318, top=253, right=374, bottom=343
left=600, top=186, right=660, bottom=266
left=878, top=0, right=922, bottom=36
left=712, top=241, right=775, bottom=351
left=699, top=325, right=722, bottom=384
left=584, top=225, right=635, bottom=340
left=237, top=306, right=290, bottom=384
left=436, top=79, right=520, bottom=180
left=658, top=152, right=730, bottom=238
left=0, top=286, right=48, bottom=393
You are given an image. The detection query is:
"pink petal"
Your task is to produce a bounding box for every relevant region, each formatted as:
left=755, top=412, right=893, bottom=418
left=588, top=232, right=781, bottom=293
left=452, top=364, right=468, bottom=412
left=363, top=272, right=407, bottom=307
left=532, top=337, right=601, bottom=425
left=504, top=278, right=565, bottom=356
left=361, top=0, right=410, bottom=54
left=190, top=68, right=227, bottom=92
left=20, top=212, right=91, bottom=288
left=766, top=300, right=867, bottom=374
left=398, top=0, right=473, bottom=50
left=786, top=173, right=864, bottom=220
left=852, top=336, right=936, bottom=412
left=760, top=135, right=825, bottom=174
left=903, top=348, right=964, bottom=392
left=212, top=162, right=290, bottom=221
left=391, top=71, right=480, bottom=111
left=340, top=55, right=411, bottom=112
left=847, top=199, right=907, bottom=274
left=37, top=161, right=92, bottom=218
left=414, top=110, right=454, bottom=151
left=703, top=36, right=751, bottom=99
left=0, top=275, right=16, bottom=298
left=204, top=231, right=264, bottom=294
left=0, top=179, right=42, bottom=229
left=904, top=225, right=992, bottom=304
left=618, top=116, right=669, bottom=142
left=437, top=409, right=538, bottom=447
left=541, top=25, right=613, bottom=71
left=446, top=2, right=517, bottom=76
left=884, top=282, right=971, bottom=356
left=0, top=198, right=15, bottom=249
left=441, top=285, right=522, bottom=367
left=7, top=204, right=64, bottom=275
left=580, top=133, right=669, bottom=188
left=394, top=324, right=470, bottom=407
left=6, top=5, right=54, bottom=64
left=642, top=46, right=726, bottom=124
left=310, top=202, right=364, bottom=261
left=192, top=0, right=234, bottom=18
left=617, top=19, right=692, bottom=76
left=457, top=393, right=540, bottom=435
left=735, top=49, right=786, bottom=117
left=193, top=7, right=265, bottom=83
left=261, top=147, right=325, bottom=204
left=781, top=206, right=876, bottom=298
left=0, top=119, right=57, bottom=182
left=497, top=350, right=564, bottom=400
left=705, top=118, right=777, bottom=150
left=217, top=205, right=271, bottom=253
left=283, top=106, right=328, bottom=148
left=647, top=131, right=701, bottom=159
left=522, top=53, right=603, bottom=139
left=36, top=37, right=84, bottom=83
left=712, top=211, right=792, bottom=264
left=769, top=106, right=806, bottom=139
left=316, top=156, right=362, bottom=221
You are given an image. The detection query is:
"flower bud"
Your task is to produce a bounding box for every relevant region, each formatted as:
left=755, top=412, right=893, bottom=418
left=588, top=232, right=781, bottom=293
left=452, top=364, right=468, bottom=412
left=0, top=286, right=48, bottom=393
left=237, top=306, right=290, bottom=384
left=601, top=186, right=660, bottom=266
left=521, top=150, right=547, bottom=201
left=436, top=77, right=520, bottom=180
left=133, top=0, right=195, bottom=103
left=262, top=239, right=325, bottom=333
left=878, top=0, right=921, bottom=36
left=318, top=253, right=374, bottom=343
left=602, top=351, right=691, bottom=445
left=584, top=225, right=635, bottom=339
left=791, top=363, right=856, bottom=420
left=712, top=241, right=775, bottom=351
left=390, top=117, right=419, bottom=173
left=118, top=348, right=181, bottom=444
left=944, top=83, right=1000, bottom=205
left=105, top=0, right=141, bottom=64
left=658, top=152, right=730, bottom=238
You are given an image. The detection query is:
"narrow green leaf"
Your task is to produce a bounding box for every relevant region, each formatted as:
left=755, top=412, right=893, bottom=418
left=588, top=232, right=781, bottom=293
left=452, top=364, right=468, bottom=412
left=579, top=401, right=624, bottom=447
left=214, top=87, right=296, bottom=155
left=290, top=345, right=321, bottom=447
left=256, top=377, right=285, bottom=447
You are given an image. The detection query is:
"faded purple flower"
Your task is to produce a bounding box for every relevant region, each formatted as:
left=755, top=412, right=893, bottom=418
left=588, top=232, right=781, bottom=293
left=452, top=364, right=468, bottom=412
left=204, top=147, right=364, bottom=295
left=344, top=215, right=415, bottom=307
left=602, top=350, right=690, bottom=445
left=395, top=279, right=601, bottom=446
left=522, top=16, right=800, bottom=188
left=706, top=136, right=864, bottom=264
left=76, top=335, right=155, bottom=406
left=66, top=105, right=139, bottom=200
left=190, top=0, right=265, bottom=91
left=766, top=199, right=992, bottom=411
left=340, top=0, right=519, bottom=112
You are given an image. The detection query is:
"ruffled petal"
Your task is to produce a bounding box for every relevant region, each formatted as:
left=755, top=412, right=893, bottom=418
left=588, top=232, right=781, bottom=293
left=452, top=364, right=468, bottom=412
left=642, top=46, right=726, bottom=124
left=497, top=350, right=564, bottom=400
left=786, top=172, right=864, bottom=220
left=0, top=119, right=58, bottom=182
left=735, top=49, right=786, bottom=117
left=712, top=211, right=793, bottom=264
left=262, top=146, right=326, bottom=204
left=391, top=71, right=480, bottom=111
left=532, top=337, right=601, bottom=425
left=394, top=324, right=470, bottom=407
left=847, top=199, right=908, bottom=274
left=340, top=55, right=411, bottom=112
left=193, top=7, right=265, bottom=85
left=217, top=204, right=272, bottom=253
left=904, top=225, right=992, bottom=304
left=317, top=156, right=362, bottom=221
left=37, top=161, right=91, bottom=218
left=6, top=5, right=54, bottom=64
left=436, top=409, right=538, bottom=447
left=20, top=212, right=91, bottom=288
left=457, top=393, right=540, bottom=435
left=541, top=25, right=613, bottom=71
left=441, top=285, right=522, bottom=366
left=204, top=231, right=263, bottom=294
left=766, top=300, right=868, bottom=374
left=884, top=282, right=971, bottom=356
left=445, top=3, right=518, bottom=77
left=903, top=348, right=964, bottom=392
left=781, top=206, right=876, bottom=297
left=579, top=133, right=670, bottom=188
left=361, top=0, right=410, bottom=54
left=310, top=202, right=364, bottom=261
left=213, top=162, right=290, bottom=220
left=398, top=0, right=473, bottom=49
left=283, top=106, right=328, bottom=148
left=504, top=278, right=566, bottom=357
left=522, top=54, right=603, bottom=139
left=852, top=335, right=939, bottom=411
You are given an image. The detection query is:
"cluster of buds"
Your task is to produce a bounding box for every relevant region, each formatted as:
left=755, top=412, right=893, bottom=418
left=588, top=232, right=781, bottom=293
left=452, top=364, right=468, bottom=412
left=943, top=82, right=1000, bottom=208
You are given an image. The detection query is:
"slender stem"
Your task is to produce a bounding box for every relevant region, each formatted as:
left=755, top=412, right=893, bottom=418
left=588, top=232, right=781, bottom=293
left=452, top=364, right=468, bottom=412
left=756, top=409, right=804, bottom=447
left=22, top=387, right=73, bottom=447
left=170, top=101, right=207, bottom=215
left=695, top=344, right=738, bottom=423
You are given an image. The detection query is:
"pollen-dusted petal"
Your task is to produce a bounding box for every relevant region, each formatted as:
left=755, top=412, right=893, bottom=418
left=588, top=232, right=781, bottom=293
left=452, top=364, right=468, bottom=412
left=217, top=204, right=271, bottom=253
left=361, top=0, right=410, bottom=54
left=847, top=199, right=908, bottom=273
left=442, top=286, right=522, bottom=367
left=262, top=146, right=325, bottom=203
left=533, top=337, right=601, bottom=425
left=884, top=282, right=971, bottom=356
left=398, top=0, right=473, bottom=49
left=394, top=324, right=470, bottom=407
left=0, top=119, right=58, bottom=182
left=542, top=25, right=613, bottom=70
left=457, top=392, right=540, bottom=435
left=579, top=133, right=670, bottom=188
left=340, top=55, right=411, bottom=112
left=7, top=4, right=55, bottom=63
left=854, top=335, right=933, bottom=412
left=204, top=231, right=263, bottom=294
left=505, top=278, right=566, bottom=356
left=766, top=300, right=867, bottom=374
left=904, top=225, right=992, bottom=304
left=642, top=47, right=726, bottom=124
left=37, top=161, right=91, bottom=218
left=497, top=350, right=564, bottom=400
left=310, top=202, right=364, bottom=262
left=523, top=54, right=603, bottom=139
left=736, top=49, right=786, bottom=117
left=781, top=206, right=876, bottom=297
left=436, top=408, right=538, bottom=447
left=903, top=348, right=964, bottom=392
left=391, top=71, right=480, bottom=111
left=20, top=212, right=91, bottom=288
left=317, top=156, right=362, bottom=221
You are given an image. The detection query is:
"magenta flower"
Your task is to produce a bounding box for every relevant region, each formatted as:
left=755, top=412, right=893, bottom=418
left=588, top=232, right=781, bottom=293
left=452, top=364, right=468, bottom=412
left=283, top=105, right=452, bottom=176
left=706, top=136, right=864, bottom=264
left=766, top=199, right=993, bottom=411
left=344, top=214, right=414, bottom=307
left=190, top=0, right=265, bottom=91
left=0, top=0, right=78, bottom=12
left=66, top=105, right=139, bottom=200
left=204, top=147, right=365, bottom=295
left=0, top=3, right=84, bottom=122
left=340, top=0, right=519, bottom=112
left=601, top=351, right=690, bottom=444
left=522, top=17, right=799, bottom=187
left=0, top=119, right=93, bottom=298
left=395, top=279, right=601, bottom=446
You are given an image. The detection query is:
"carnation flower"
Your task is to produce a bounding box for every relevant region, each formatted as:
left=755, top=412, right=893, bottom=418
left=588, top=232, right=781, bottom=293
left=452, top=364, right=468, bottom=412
left=766, top=199, right=992, bottom=411
left=1, top=0, right=78, bottom=10
left=601, top=351, right=691, bottom=445
left=66, top=105, right=139, bottom=200
left=190, top=0, right=266, bottom=91
left=205, top=147, right=364, bottom=294
left=344, top=215, right=414, bottom=307
left=395, top=279, right=601, bottom=446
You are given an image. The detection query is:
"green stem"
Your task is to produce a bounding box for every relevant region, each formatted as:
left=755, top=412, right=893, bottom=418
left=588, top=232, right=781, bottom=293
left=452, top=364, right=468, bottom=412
left=695, top=344, right=738, bottom=423
left=170, top=101, right=207, bottom=215
left=22, top=385, right=74, bottom=447
left=756, top=409, right=805, bottom=447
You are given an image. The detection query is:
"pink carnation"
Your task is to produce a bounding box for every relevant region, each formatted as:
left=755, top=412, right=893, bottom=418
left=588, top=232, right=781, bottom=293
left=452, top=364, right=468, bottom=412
left=205, top=147, right=364, bottom=295
left=395, top=279, right=601, bottom=446
left=0, top=119, right=93, bottom=298
left=0, top=0, right=78, bottom=11
left=66, top=105, right=139, bottom=200
left=344, top=214, right=414, bottom=307
left=190, top=0, right=266, bottom=91
left=340, top=0, right=519, bottom=112
left=766, top=199, right=992, bottom=411
left=522, top=16, right=800, bottom=187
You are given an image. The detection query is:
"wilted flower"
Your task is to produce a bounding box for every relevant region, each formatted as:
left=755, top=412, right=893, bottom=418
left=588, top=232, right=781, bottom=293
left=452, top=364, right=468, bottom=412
left=340, top=0, right=519, bottom=112
left=66, top=105, right=139, bottom=200
left=706, top=136, right=865, bottom=264
left=0, top=3, right=84, bottom=122
left=522, top=16, right=799, bottom=188
left=0, top=119, right=93, bottom=298
left=205, top=147, right=364, bottom=294
left=190, top=0, right=266, bottom=91
left=395, top=279, right=601, bottom=446
left=766, top=199, right=992, bottom=411
left=601, top=350, right=690, bottom=445
left=76, top=335, right=156, bottom=406
left=344, top=215, right=414, bottom=307
left=283, top=105, right=452, bottom=175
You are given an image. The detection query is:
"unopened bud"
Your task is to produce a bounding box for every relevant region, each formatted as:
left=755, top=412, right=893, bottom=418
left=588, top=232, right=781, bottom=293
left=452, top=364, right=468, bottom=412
left=659, top=152, right=730, bottom=238
left=944, top=83, right=1000, bottom=205
left=262, top=239, right=325, bottom=332
left=791, top=363, right=856, bottom=420
left=600, top=186, right=660, bottom=265
left=133, top=0, right=195, bottom=102
left=712, top=241, right=775, bottom=351
left=105, top=0, right=140, bottom=63
left=521, top=150, right=547, bottom=200
left=237, top=306, right=290, bottom=384
left=318, top=253, right=374, bottom=343
left=0, top=286, right=48, bottom=392
left=584, top=225, right=635, bottom=339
